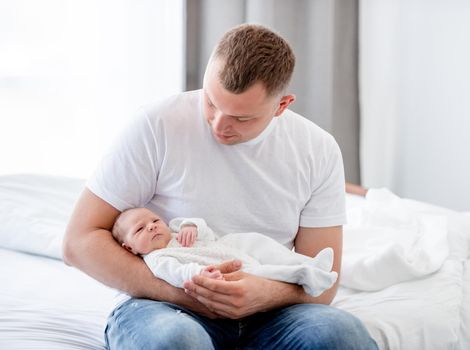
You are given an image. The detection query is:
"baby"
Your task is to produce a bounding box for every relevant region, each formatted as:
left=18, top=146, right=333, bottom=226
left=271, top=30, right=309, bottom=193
left=112, top=207, right=224, bottom=280
left=111, top=207, right=338, bottom=297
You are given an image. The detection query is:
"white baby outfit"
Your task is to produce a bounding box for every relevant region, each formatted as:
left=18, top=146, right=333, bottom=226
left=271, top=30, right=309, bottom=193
left=143, top=218, right=338, bottom=297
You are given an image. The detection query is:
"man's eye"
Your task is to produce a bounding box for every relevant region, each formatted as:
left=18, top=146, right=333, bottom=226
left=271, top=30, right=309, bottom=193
left=236, top=118, right=251, bottom=122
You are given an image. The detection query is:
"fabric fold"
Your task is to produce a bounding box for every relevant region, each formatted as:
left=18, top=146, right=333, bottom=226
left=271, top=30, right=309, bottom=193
left=342, top=188, right=449, bottom=291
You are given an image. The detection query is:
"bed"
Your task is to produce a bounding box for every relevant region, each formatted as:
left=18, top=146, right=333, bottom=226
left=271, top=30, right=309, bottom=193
left=1, top=174, right=469, bottom=349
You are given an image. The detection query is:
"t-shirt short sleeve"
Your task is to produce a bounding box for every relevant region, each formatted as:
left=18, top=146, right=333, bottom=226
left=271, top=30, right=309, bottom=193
left=299, top=136, right=347, bottom=228
left=86, top=108, right=160, bottom=211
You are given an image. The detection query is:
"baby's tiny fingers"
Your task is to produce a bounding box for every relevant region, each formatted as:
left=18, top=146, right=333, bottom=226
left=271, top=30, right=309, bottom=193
left=190, top=231, right=196, bottom=245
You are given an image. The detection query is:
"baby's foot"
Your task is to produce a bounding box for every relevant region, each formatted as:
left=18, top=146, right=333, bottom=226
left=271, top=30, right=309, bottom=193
left=200, top=266, right=224, bottom=280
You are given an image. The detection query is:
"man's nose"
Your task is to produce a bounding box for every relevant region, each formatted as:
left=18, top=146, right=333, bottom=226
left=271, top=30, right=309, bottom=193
left=211, top=112, right=231, bottom=133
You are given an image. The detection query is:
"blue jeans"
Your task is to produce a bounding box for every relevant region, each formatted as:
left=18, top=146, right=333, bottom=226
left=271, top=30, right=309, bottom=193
left=105, top=298, right=378, bottom=350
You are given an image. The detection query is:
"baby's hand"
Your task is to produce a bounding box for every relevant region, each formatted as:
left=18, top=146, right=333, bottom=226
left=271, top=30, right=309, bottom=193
left=176, top=225, right=198, bottom=247
left=200, top=266, right=224, bottom=280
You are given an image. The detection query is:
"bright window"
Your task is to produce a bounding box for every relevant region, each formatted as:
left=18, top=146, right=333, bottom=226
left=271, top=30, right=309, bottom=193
left=0, top=0, right=184, bottom=178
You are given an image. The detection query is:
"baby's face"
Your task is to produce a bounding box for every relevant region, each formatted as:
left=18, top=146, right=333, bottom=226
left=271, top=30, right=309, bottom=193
left=120, top=208, right=172, bottom=255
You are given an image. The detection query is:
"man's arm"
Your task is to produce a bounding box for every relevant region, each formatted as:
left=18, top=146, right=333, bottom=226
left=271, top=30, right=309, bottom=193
left=293, top=225, right=342, bottom=304
left=183, top=226, right=342, bottom=318
left=62, top=188, right=217, bottom=317
left=346, top=182, right=368, bottom=196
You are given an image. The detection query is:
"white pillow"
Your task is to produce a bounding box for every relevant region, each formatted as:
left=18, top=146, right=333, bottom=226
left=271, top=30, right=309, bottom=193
left=0, top=174, right=85, bottom=259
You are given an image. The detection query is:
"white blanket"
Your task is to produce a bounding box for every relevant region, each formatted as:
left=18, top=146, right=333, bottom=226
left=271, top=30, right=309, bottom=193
left=342, top=188, right=450, bottom=291
left=144, top=232, right=337, bottom=297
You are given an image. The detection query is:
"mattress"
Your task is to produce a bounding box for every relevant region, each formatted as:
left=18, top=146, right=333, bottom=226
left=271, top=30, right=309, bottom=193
left=0, top=248, right=115, bottom=349
left=0, top=174, right=469, bottom=349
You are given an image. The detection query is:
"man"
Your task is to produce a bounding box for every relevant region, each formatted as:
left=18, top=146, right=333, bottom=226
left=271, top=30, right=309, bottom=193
left=63, top=24, right=377, bottom=349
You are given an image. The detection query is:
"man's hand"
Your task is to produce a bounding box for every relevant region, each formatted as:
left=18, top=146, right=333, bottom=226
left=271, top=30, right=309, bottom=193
left=183, top=260, right=299, bottom=319
left=176, top=225, right=198, bottom=247
left=168, top=284, right=221, bottom=319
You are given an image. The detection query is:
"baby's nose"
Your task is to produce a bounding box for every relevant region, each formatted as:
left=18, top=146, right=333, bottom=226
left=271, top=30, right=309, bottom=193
left=147, top=223, right=155, bottom=231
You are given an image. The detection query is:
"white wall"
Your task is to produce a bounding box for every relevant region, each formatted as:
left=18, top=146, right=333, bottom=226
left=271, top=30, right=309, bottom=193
left=0, top=0, right=183, bottom=178
left=360, top=0, right=470, bottom=211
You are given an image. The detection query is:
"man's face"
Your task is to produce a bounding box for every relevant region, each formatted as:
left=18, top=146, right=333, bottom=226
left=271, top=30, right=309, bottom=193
left=202, top=58, right=291, bottom=145
left=120, top=208, right=172, bottom=255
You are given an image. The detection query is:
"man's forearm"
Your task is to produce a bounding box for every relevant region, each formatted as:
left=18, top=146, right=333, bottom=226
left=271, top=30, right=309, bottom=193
left=62, top=188, right=215, bottom=314
left=266, top=278, right=339, bottom=309
left=64, top=228, right=178, bottom=301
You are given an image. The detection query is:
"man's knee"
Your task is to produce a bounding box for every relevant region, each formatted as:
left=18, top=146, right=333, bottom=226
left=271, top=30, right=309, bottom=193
left=105, top=299, right=214, bottom=350
left=282, top=304, right=378, bottom=350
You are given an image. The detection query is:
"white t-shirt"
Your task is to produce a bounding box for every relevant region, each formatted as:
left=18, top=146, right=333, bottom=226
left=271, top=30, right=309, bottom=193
left=88, top=89, right=346, bottom=249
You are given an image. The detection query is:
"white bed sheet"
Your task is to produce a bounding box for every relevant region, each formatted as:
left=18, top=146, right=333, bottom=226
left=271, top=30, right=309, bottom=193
left=342, top=189, right=452, bottom=292
left=0, top=248, right=116, bottom=349
left=1, top=174, right=469, bottom=349
left=335, top=192, right=470, bottom=349
left=460, top=259, right=470, bottom=348
left=334, top=252, right=464, bottom=349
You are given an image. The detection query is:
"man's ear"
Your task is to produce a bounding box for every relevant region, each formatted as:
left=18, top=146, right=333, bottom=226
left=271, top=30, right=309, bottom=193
left=274, top=94, right=296, bottom=117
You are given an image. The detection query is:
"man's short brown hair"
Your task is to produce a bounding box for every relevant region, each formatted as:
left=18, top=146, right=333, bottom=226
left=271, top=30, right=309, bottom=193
left=213, top=23, right=295, bottom=97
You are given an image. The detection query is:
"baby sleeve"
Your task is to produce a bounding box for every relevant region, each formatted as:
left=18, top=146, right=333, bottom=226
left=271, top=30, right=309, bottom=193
left=169, top=217, right=218, bottom=242
left=143, top=253, right=204, bottom=288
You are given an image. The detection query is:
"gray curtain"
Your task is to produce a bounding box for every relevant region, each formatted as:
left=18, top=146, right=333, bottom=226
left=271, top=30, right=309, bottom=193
left=185, top=0, right=360, bottom=183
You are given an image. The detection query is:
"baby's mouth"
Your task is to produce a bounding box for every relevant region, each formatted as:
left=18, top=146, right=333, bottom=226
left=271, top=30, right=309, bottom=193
left=152, top=232, right=162, bottom=240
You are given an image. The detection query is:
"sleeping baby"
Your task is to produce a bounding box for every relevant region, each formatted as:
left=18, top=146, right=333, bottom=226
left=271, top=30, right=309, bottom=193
left=111, top=207, right=337, bottom=297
